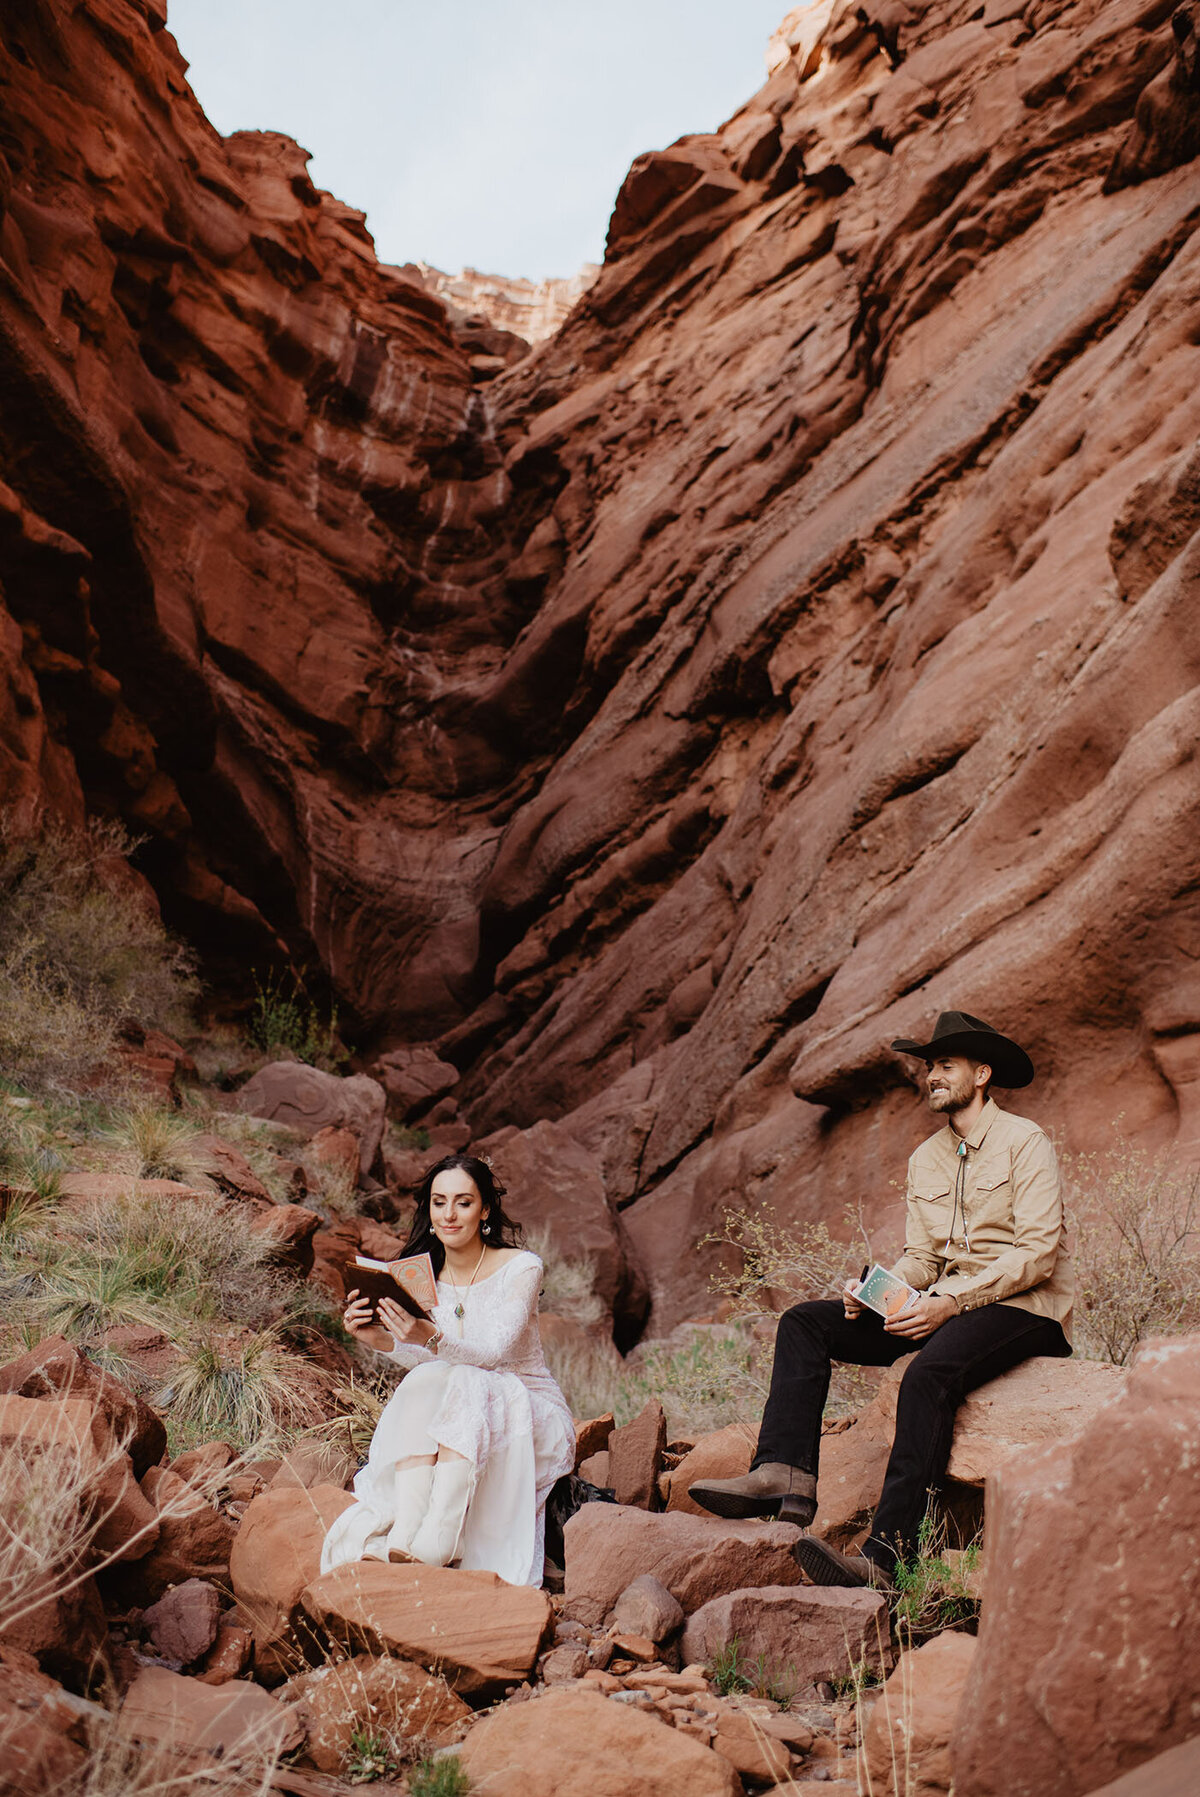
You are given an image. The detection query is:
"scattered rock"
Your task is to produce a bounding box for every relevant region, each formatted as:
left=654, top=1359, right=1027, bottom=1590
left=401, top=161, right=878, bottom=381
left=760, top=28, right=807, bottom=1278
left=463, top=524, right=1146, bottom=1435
left=250, top=1201, right=322, bottom=1275
left=0, top=1392, right=157, bottom=1563
left=309, top=1123, right=363, bottom=1188
left=283, top=1653, right=469, bottom=1771
left=713, top=1708, right=792, bottom=1784
left=0, top=1656, right=95, bottom=1795
left=863, top=1630, right=977, bottom=1796
left=563, top=1503, right=803, bottom=1627
left=118, top=1464, right=236, bottom=1602
left=300, top=1561, right=554, bottom=1699
left=269, top=1443, right=356, bottom=1492
left=373, top=1046, right=460, bottom=1121
left=193, top=1134, right=273, bottom=1203
left=578, top=1450, right=610, bottom=1485
left=196, top=1620, right=253, bottom=1686
left=541, top=1643, right=591, bottom=1683
left=0, top=1335, right=167, bottom=1477
left=119, top=1665, right=304, bottom=1759
left=682, top=1585, right=889, bottom=1692
left=612, top=1575, right=685, bottom=1644
left=228, top=1484, right=355, bottom=1682
left=575, top=1412, right=616, bottom=1466
left=142, top=1578, right=222, bottom=1666
left=665, top=1425, right=757, bottom=1517
left=952, top=1335, right=1200, bottom=1797
left=458, top=1686, right=742, bottom=1796
left=1083, top=1733, right=1200, bottom=1797
left=236, top=1064, right=386, bottom=1177
left=170, top=1440, right=234, bottom=1490
left=609, top=1400, right=668, bottom=1509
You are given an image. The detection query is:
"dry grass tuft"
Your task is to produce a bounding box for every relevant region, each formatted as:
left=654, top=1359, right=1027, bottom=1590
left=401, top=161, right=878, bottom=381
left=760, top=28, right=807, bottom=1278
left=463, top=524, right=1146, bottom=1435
left=525, top=1223, right=605, bottom=1328
left=161, top=1328, right=328, bottom=1456
left=104, top=1103, right=212, bottom=1186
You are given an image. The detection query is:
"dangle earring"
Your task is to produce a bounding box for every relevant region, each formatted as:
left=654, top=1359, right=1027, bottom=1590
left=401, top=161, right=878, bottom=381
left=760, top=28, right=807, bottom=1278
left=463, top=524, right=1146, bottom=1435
left=482, top=1218, right=493, bottom=1237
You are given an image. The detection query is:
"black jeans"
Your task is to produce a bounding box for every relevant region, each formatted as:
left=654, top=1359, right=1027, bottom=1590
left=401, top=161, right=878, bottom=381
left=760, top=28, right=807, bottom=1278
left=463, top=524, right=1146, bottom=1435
left=753, top=1299, right=1071, bottom=1569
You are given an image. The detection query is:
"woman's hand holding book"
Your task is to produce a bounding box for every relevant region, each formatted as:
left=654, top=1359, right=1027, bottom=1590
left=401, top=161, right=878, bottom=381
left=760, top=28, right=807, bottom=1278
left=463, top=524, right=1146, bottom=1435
left=342, top=1288, right=437, bottom=1353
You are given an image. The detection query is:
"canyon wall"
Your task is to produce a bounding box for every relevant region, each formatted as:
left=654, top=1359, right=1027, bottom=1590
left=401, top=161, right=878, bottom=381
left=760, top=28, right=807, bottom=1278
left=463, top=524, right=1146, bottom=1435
left=3, top=0, right=1200, bottom=1332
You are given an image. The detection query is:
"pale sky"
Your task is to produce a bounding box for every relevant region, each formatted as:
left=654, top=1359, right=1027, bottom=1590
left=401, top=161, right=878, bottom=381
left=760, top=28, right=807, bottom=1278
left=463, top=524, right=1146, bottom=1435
left=168, top=1, right=789, bottom=282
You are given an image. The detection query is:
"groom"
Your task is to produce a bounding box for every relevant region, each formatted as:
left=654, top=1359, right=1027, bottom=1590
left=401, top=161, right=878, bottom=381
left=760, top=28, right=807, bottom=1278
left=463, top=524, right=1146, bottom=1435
left=690, top=1011, right=1074, bottom=1588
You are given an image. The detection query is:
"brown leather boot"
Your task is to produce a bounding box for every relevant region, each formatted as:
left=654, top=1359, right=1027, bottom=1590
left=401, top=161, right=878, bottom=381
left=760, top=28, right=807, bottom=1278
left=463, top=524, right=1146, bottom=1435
left=689, top=1462, right=817, bottom=1523
left=792, top=1535, right=894, bottom=1593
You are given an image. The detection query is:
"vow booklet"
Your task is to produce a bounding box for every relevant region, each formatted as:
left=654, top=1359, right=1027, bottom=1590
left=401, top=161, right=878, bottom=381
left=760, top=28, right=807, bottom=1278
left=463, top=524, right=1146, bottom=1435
left=349, top=1251, right=438, bottom=1321
left=853, top=1263, right=919, bottom=1320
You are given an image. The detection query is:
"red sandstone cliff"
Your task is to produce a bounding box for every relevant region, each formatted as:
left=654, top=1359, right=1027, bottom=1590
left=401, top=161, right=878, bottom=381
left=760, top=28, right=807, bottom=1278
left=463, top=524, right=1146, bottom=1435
left=3, top=0, right=1200, bottom=1331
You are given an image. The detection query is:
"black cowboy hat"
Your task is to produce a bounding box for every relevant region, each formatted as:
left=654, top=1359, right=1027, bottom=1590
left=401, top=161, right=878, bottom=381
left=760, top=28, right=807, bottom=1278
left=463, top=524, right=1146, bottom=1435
left=890, top=1010, right=1034, bottom=1088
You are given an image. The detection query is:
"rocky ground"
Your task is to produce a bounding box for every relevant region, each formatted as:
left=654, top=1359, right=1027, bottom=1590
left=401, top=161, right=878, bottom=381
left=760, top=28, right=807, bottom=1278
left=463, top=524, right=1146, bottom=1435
left=2, top=1047, right=1197, bottom=1796
left=4, top=0, right=1200, bottom=1336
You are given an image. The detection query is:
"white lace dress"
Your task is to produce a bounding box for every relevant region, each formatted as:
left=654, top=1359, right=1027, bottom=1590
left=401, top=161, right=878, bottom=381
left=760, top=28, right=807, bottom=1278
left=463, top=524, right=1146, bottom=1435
left=320, top=1250, right=576, bottom=1587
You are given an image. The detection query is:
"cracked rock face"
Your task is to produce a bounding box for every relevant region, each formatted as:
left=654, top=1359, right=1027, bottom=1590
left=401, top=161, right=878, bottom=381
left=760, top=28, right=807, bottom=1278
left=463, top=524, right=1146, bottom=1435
left=3, top=1, right=1200, bottom=1330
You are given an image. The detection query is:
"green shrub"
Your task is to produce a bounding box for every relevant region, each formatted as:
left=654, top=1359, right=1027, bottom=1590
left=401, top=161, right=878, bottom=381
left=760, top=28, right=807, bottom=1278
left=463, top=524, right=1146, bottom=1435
left=0, top=817, right=197, bottom=1093
left=344, top=1728, right=400, bottom=1784
left=707, top=1637, right=798, bottom=1704
left=891, top=1515, right=982, bottom=1638
left=248, top=968, right=345, bottom=1069
left=409, top=1756, right=470, bottom=1797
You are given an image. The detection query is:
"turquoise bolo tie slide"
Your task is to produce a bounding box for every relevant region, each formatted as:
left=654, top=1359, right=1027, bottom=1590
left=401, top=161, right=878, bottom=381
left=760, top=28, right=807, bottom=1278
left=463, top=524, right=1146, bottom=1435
left=454, top=1302, right=465, bottom=1319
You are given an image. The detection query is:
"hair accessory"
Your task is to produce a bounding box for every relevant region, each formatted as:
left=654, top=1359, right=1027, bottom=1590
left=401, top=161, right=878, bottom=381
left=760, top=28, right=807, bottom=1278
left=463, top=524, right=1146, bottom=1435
left=477, top=1152, right=495, bottom=1169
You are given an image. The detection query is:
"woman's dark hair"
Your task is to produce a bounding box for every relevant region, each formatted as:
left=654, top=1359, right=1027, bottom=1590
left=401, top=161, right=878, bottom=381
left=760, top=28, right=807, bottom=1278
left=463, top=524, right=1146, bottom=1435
left=399, top=1154, right=523, bottom=1273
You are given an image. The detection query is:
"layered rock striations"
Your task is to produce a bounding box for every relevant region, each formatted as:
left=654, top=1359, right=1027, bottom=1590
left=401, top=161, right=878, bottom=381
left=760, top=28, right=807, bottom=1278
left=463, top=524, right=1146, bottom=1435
left=4, top=0, right=1200, bottom=1330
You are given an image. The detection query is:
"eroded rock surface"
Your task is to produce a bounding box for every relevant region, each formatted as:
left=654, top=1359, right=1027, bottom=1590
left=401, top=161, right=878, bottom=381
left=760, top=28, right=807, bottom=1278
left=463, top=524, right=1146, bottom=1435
left=5, top=2, right=1200, bottom=1330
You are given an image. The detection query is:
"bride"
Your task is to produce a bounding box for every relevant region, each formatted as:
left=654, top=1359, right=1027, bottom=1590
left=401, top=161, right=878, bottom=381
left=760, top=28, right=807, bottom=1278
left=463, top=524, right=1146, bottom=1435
left=320, top=1153, right=576, bottom=1587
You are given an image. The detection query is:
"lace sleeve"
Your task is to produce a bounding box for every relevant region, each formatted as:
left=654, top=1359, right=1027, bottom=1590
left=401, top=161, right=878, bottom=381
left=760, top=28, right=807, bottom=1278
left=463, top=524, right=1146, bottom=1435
left=433, top=1257, right=541, bottom=1370
left=384, top=1337, right=435, bottom=1368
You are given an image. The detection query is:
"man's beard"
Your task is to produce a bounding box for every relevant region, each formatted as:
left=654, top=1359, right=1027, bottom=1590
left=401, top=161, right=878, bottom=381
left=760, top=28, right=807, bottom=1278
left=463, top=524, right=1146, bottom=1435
left=927, top=1072, right=976, bottom=1112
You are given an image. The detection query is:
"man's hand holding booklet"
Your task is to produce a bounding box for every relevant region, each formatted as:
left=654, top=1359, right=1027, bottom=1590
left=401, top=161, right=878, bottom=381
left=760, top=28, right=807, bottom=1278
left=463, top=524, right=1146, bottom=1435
left=851, top=1263, right=920, bottom=1319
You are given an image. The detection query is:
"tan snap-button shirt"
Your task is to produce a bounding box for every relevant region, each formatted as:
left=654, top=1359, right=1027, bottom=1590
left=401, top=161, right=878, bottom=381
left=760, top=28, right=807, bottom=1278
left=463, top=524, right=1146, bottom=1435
left=890, top=1097, right=1074, bottom=1338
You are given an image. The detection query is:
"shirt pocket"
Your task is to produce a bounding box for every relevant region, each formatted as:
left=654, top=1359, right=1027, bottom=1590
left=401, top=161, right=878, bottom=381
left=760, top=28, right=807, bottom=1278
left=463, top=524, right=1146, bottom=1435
left=910, top=1177, right=953, bottom=1238
left=968, top=1160, right=1013, bottom=1230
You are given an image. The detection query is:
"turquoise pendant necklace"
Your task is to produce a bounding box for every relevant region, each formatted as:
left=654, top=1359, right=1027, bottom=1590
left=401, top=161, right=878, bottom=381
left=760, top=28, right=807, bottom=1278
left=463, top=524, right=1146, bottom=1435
left=444, top=1242, right=488, bottom=1334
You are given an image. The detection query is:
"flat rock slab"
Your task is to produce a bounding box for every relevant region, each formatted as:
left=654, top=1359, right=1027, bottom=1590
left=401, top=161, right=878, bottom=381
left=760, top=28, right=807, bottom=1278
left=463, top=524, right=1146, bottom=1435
left=563, top=1502, right=804, bottom=1626
left=120, top=1665, right=304, bottom=1759
left=459, top=1686, right=742, bottom=1796
left=229, top=1484, right=355, bottom=1681
left=682, top=1584, right=890, bottom=1690
left=301, top=1561, right=553, bottom=1698
left=814, top=1355, right=1128, bottom=1542
left=1083, top=1734, right=1200, bottom=1797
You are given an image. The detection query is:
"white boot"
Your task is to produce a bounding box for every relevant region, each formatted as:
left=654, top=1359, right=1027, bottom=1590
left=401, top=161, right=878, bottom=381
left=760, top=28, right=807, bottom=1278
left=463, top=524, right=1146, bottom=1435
left=409, top=1457, right=473, bottom=1567
left=385, top=1461, right=436, bottom=1562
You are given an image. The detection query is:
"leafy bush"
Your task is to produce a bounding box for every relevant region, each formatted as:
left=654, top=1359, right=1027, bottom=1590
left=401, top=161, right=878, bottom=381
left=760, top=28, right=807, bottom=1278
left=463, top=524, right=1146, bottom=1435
left=702, top=1199, right=867, bottom=1323
left=891, top=1515, right=982, bottom=1638
left=1065, top=1140, right=1200, bottom=1364
left=0, top=816, right=197, bottom=1092
left=248, top=968, right=345, bottom=1069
